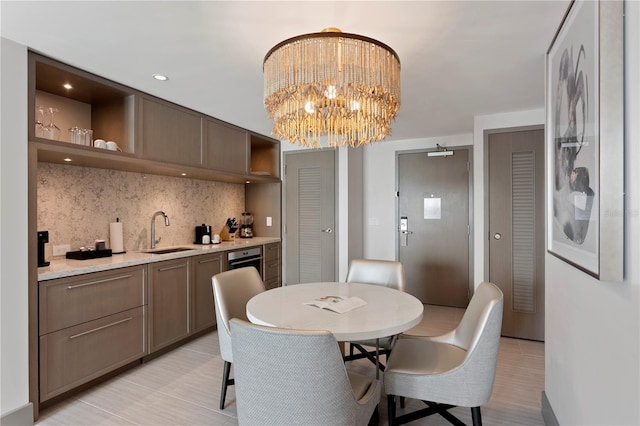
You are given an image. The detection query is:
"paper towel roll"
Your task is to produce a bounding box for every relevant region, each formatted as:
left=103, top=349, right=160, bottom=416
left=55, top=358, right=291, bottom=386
left=110, top=221, right=124, bottom=254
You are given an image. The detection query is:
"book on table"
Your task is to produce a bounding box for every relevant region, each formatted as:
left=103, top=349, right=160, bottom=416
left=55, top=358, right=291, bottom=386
left=304, top=295, right=367, bottom=314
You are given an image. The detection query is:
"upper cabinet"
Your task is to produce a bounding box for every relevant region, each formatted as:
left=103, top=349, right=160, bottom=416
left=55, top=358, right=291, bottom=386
left=29, top=53, right=137, bottom=155
left=250, top=133, right=280, bottom=179
left=139, top=95, right=203, bottom=167
left=29, top=53, right=280, bottom=183
left=203, top=117, right=249, bottom=174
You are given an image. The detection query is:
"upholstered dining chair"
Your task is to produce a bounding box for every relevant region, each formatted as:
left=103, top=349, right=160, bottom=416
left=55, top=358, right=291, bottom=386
left=344, top=258, right=406, bottom=370
left=384, top=281, right=504, bottom=426
left=212, top=266, right=265, bottom=410
left=229, top=318, right=381, bottom=426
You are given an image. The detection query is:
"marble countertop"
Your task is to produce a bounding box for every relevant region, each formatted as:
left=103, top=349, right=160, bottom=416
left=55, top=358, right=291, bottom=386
left=38, top=237, right=280, bottom=281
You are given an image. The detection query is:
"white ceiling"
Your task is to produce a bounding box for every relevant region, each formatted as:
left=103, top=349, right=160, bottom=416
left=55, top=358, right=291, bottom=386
left=1, top=1, right=570, bottom=142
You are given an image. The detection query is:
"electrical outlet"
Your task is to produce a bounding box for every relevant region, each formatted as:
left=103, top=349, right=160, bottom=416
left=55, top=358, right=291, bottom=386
left=53, top=244, right=70, bottom=256
left=266, top=216, right=272, bottom=227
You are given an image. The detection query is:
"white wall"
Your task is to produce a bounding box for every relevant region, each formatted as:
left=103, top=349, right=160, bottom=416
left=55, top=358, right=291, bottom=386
left=0, top=38, right=31, bottom=418
left=545, top=2, right=640, bottom=424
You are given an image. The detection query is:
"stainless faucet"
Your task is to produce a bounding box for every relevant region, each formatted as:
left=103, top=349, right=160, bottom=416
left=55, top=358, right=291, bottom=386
left=151, top=211, right=170, bottom=249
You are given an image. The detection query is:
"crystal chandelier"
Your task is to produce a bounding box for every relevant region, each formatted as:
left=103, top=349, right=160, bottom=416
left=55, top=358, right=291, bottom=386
left=263, top=28, right=401, bottom=148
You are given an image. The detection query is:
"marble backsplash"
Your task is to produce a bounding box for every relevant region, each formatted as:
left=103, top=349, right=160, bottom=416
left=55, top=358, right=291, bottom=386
left=38, top=162, right=244, bottom=257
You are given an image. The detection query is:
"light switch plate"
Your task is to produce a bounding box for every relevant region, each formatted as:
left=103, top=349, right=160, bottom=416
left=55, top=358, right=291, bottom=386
left=266, top=216, right=272, bottom=227
left=53, top=244, right=70, bottom=256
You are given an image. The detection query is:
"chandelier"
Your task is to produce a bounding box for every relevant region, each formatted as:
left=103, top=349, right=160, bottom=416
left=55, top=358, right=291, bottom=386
left=263, top=28, right=401, bottom=148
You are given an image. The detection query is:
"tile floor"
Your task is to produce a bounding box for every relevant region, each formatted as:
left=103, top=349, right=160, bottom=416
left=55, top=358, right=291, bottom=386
left=36, top=305, right=545, bottom=425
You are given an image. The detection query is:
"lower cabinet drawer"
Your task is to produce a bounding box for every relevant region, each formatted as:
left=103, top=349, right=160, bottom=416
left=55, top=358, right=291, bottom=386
left=39, top=306, right=146, bottom=401
left=39, top=266, right=146, bottom=335
left=264, top=260, right=280, bottom=281
left=264, top=277, right=280, bottom=290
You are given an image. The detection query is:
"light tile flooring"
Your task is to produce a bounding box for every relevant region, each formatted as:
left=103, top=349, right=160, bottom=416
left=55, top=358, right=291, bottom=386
left=37, top=305, right=545, bottom=425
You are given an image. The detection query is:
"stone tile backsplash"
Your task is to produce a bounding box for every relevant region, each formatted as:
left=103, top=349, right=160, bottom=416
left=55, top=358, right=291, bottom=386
left=38, top=162, right=244, bottom=257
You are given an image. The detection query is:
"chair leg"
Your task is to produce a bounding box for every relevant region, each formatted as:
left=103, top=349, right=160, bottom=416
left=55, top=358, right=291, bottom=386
left=400, top=396, right=405, bottom=408
left=220, top=361, right=232, bottom=409
left=387, top=394, right=396, bottom=426
left=471, top=406, right=482, bottom=426
left=350, top=343, right=354, bottom=356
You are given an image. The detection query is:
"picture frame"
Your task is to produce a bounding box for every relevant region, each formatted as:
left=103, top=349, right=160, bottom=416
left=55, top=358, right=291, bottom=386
left=546, top=0, right=624, bottom=281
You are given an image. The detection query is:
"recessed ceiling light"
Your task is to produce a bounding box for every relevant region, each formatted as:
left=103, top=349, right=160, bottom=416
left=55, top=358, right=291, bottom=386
left=153, top=74, right=169, bottom=81
left=63, top=158, right=72, bottom=162
left=181, top=172, right=187, bottom=176
left=63, top=83, right=73, bottom=90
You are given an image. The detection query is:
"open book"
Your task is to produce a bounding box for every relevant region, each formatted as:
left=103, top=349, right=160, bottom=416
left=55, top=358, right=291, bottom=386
left=304, top=295, right=367, bottom=314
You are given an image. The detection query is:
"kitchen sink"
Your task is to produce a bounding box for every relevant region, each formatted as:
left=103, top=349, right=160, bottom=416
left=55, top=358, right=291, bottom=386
left=141, top=247, right=194, bottom=254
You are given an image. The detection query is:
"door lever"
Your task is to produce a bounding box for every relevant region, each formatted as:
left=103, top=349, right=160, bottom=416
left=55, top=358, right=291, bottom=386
left=321, top=228, right=333, bottom=233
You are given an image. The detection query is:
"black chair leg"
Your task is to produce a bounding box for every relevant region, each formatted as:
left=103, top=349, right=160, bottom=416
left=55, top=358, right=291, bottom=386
left=471, top=406, right=482, bottom=426
left=387, top=394, right=396, bottom=426
left=400, top=396, right=405, bottom=408
left=350, top=343, right=354, bottom=356
left=220, top=361, right=232, bottom=409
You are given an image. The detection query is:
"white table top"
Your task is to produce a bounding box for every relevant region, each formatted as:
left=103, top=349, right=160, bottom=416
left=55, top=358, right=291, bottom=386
left=246, top=282, right=424, bottom=341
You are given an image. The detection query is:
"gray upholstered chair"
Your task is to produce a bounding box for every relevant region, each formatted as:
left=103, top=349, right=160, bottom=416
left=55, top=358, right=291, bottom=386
left=212, top=266, right=265, bottom=410
left=344, top=258, right=406, bottom=370
left=384, top=281, right=503, bottom=426
left=229, top=318, right=381, bottom=426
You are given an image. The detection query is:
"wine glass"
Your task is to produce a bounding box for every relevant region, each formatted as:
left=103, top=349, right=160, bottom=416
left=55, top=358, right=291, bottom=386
left=35, top=106, right=46, bottom=138
left=44, top=107, right=60, bottom=140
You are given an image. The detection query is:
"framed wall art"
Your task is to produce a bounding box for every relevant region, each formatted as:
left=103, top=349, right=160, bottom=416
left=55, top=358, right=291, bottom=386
left=546, top=0, right=624, bottom=281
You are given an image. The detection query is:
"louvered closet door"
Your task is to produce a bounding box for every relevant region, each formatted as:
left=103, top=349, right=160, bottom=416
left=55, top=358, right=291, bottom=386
left=284, top=150, right=336, bottom=285
left=489, top=129, right=545, bottom=341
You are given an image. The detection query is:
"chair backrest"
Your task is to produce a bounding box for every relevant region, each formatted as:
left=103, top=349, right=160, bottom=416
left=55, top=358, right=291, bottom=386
left=212, top=266, right=265, bottom=362
left=451, top=281, right=503, bottom=406
left=451, top=281, right=503, bottom=352
left=230, top=318, right=361, bottom=425
left=345, top=259, right=405, bottom=291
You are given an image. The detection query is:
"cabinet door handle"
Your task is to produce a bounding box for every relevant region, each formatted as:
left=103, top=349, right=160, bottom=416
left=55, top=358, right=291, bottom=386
left=67, top=274, right=133, bottom=290
left=198, top=258, right=219, bottom=265
left=68, top=317, right=132, bottom=340
left=268, top=263, right=279, bottom=269
left=158, top=264, right=186, bottom=272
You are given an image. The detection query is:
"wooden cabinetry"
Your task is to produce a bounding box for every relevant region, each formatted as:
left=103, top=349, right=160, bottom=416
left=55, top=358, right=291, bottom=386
left=148, top=258, right=190, bottom=352
left=29, top=53, right=137, bottom=155
left=30, top=52, right=281, bottom=184
left=191, top=252, right=224, bottom=333
left=263, top=242, right=282, bottom=289
left=139, top=95, right=203, bottom=166
left=38, top=266, right=146, bottom=401
left=203, top=117, right=248, bottom=174
left=249, top=133, right=280, bottom=179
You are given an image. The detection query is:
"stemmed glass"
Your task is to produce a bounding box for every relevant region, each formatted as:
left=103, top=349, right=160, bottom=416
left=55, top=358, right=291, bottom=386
left=44, top=107, right=61, bottom=140
left=35, top=106, right=46, bottom=138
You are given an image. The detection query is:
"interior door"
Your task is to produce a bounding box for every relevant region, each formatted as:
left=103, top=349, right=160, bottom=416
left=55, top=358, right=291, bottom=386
left=398, top=149, right=471, bottom=307
left=284, top=150, right=336, bottom=285
left=488, top=129, right=545, bottom=341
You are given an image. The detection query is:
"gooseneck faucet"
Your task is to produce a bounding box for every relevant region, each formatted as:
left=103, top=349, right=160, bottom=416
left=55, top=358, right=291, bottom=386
left=151, top=211, right=170, bottom=249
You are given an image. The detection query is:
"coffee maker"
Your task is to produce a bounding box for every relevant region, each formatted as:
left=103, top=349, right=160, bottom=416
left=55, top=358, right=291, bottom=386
left=38, top=230, right=50, bottom=267
left=239, top=212, right=254, bottom=238
left=194, top=224, right=211, bottom=244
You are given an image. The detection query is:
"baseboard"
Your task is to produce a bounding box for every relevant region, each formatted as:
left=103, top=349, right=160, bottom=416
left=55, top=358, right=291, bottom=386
left=1, top=402, right=34, bottom=426
left=541, top=391, right=559, bottom=426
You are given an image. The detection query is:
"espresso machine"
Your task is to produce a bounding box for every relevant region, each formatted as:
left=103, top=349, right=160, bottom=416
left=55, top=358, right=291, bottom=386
left=239, top=212, right=254, bottom=238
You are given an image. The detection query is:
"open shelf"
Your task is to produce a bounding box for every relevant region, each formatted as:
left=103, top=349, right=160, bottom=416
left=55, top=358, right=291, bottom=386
left=29, top=53, right=137, bottom=154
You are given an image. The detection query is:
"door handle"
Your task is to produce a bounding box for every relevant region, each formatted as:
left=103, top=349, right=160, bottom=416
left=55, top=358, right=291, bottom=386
left=401, top=230, right=413, bottom=235
left=494, top=233, right=502, bottom=240
left=321, top=228, right=333, bottom=233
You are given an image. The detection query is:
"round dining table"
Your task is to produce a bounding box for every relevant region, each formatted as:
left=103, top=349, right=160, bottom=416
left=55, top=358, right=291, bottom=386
left=246, top=282, right=424, bottom=342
